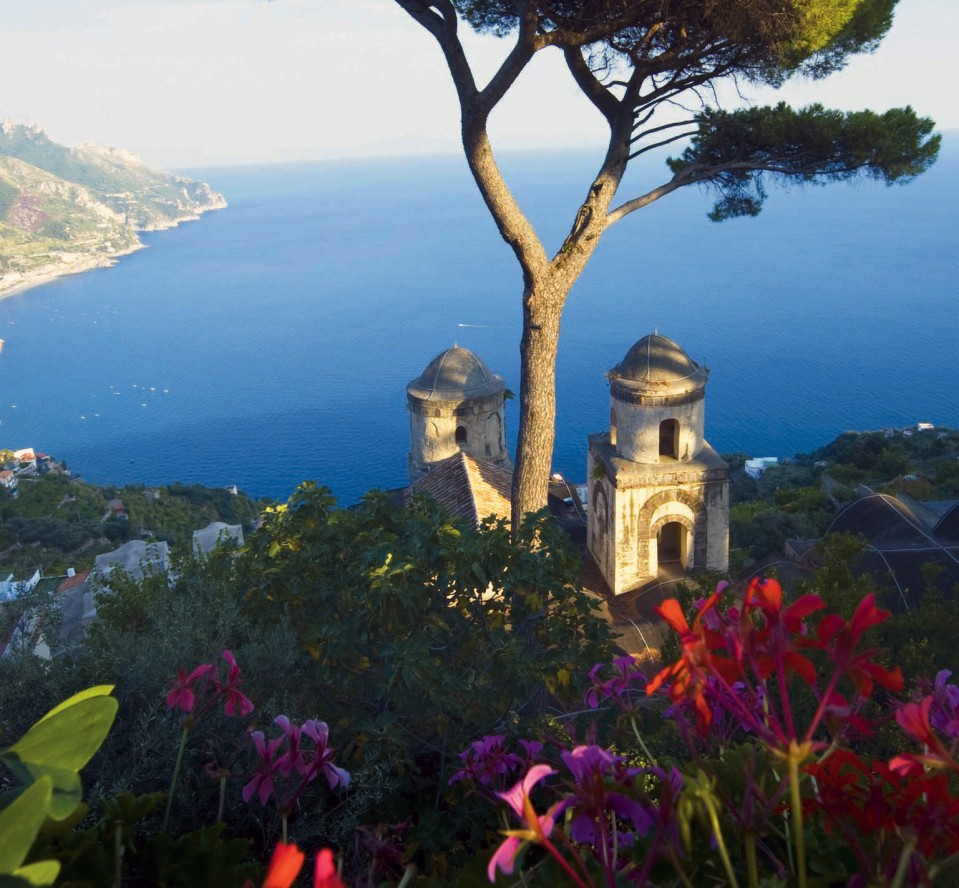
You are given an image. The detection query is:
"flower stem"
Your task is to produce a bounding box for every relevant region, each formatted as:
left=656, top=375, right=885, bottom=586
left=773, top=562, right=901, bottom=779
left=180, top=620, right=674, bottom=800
left=664, top=847, right=695, bottom=888
left=701, top=790, right=740, bottom=888
left=804, top=670, right=840, bottom=744
left=281, top=812, right=288, bottom=845
left=745, top=832, right=759, bottom=888
left=162, top=726, right=190, bottom=832
left=541, top=837, right=593, bottom=888
left=629, top=716, right=659, bottom=767
left=890, top=836, right=917, bottom=888
left=787, top=742, right=807, bottom=888
left=113, top=820, right=123, bottom=888
left=216, top=775, right=226, bottom=824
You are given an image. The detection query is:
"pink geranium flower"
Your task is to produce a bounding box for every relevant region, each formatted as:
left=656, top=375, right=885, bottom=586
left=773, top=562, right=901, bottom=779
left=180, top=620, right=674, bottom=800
left=243, top=730, right=285, bottom=805
left=488, top=764, right=560, bottom=881
left=301, top=719, right=351, bottom=789
left=166, top=663, right=214, bottom=713
left=219, top=649, right=255, bottom=717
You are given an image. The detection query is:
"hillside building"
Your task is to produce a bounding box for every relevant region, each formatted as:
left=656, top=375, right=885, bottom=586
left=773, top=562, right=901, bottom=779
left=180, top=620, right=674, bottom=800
left=586, top=333, right=729, bottom=595
left=408, top=334, right=730, bottom=596
left=407, top=346, right=511, bottom=483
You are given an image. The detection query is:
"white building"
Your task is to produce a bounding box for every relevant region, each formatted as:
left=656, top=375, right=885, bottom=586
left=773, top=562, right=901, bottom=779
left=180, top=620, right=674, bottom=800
left=745, top=457, right=779, bottom=479
left=586, top=332, right=729, bottom=595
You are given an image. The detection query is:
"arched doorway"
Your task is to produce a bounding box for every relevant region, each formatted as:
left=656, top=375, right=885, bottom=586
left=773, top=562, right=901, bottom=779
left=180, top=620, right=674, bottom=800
left=657, top=520, right=688, bottom=570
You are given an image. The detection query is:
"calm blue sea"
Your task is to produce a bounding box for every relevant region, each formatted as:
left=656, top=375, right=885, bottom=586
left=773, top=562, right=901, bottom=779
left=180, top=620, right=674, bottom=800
left=0, top=142, right=956, bottom=505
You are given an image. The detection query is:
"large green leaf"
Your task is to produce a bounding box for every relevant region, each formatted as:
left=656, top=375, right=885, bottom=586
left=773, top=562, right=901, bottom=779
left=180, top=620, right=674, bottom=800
left=1, top=687, right=117, bottom=820
left=10, top=862, right=60, bottom=888
left=0, top=777, right=52, bottom=873
left=0, top=762, right=82, bottom=822
left=35, top=685, right=114, bottom=724
left=5, top=689, right=117, bottom=771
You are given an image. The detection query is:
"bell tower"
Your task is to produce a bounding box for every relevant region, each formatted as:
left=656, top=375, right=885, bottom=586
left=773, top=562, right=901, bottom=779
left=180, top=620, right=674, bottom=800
left=407, top=346, right=510, bottom=483
left=587, top=332, right=729, bottom=594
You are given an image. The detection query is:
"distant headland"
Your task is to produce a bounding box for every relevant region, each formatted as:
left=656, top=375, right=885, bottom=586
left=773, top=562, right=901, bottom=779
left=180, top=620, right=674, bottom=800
left=0, top=120, right=226, bottom=298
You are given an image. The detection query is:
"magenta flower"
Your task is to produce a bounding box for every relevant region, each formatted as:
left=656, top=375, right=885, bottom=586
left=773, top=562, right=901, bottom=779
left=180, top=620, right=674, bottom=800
left=301, top=719, right=350, bottom=789
left=585, top=655, right=647, bottom=711
left=487, top=764, right=560, bottom=882
left=561, top=745, right=650, bottom=855
left=244, top=716, right=350, bottom=820
left=218, top=649, right=254, bottom=717
left=930, top=670, right=959, bottom=740
left=166, top=663, right=214, bottom=713
left=449, top=734, right=524, bottom=789
left=243, top=730, right=284, bottom=805
left=275, top=715, right=306, bottom=778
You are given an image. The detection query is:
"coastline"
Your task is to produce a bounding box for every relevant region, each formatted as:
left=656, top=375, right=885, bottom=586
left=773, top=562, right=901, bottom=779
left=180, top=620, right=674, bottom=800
left=0, top=242, right=145, bottom=302
left=0, top=202, right=226, bottom=302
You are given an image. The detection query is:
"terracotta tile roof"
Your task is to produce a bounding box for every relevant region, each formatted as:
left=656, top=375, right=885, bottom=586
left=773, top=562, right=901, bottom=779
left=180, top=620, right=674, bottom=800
left=407, top=452, right=512, bottom=528
left=57, top=570, right=91, bottom=593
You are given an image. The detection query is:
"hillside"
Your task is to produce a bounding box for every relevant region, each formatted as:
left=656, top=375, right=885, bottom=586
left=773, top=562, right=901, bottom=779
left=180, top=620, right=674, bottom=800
left=0, top=121, right=225, bottom=296
left=0, top=469, right=266, bottom=580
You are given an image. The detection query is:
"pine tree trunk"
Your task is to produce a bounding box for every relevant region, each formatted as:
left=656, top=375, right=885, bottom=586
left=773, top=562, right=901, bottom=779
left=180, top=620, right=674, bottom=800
left=511, top=283, right=565, bottom=527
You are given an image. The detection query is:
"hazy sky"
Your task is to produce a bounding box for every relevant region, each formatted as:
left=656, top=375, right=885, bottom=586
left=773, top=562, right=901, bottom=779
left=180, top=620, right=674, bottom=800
left=1, top=0, right=956, bottom=168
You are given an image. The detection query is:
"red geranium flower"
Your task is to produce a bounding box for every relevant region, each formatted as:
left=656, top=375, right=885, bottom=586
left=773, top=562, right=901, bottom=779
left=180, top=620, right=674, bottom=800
left=806, top=595, right=903, bottom=697
left=891, top=697, right=959, bottom=776
left=647, top=592, right=739, bottom=730
left=250, top=843, right=345, bottom=888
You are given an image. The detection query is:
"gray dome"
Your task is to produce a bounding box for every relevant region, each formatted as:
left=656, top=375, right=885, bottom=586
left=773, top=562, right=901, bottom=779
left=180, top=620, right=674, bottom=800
left=407, top=346, right=505, bottom=402
left=610, top=332, right=708, bottom=394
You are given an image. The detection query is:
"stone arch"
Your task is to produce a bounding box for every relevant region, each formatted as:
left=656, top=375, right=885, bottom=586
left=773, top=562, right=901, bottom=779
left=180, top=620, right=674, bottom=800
left=651, top=512, right=696, bottom=572
left=650, top=511, right=696, bottom=538
left=637, top=489, right=706, bottom=573
left=455, top=425, right=468, bottom=446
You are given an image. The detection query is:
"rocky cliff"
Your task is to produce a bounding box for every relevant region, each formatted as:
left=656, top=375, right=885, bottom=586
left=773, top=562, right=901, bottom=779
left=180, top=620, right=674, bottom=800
left=0, top=121, right=226, bottom=296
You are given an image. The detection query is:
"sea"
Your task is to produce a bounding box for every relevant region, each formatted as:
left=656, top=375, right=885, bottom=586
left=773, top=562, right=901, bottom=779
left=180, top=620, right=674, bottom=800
left=0, top=140, right=956, bottom=506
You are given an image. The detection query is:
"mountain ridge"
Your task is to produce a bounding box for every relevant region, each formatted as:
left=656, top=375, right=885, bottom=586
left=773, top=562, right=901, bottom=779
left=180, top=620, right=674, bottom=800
left=0, top=121, right=226, bottom=296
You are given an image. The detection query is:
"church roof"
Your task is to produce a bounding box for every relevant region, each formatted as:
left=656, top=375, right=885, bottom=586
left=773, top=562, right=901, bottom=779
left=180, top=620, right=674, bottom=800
left=407, top=346, right=505, bottom=402
left=610, top=332, right=708, bottom=393
left=406, top=452, right=512, bottom=528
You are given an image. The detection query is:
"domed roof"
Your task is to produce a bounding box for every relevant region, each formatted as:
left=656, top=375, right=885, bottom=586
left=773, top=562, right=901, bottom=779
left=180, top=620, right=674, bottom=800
left=610, top=332, right=708, bottom=394
left=407, top=346, right=505, bottom=402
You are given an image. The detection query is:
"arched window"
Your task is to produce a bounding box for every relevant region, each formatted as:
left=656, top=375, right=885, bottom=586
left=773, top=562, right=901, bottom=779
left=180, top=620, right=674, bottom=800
left=609, top=408, right=618, bottom=447
left=659, top=419, right=679, bottom=459
left=455, top=426, right=468, bottom=446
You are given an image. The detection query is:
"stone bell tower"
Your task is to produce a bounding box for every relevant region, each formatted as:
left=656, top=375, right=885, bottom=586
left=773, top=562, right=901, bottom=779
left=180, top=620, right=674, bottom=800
left=587, top=332, right=729, bottom=595
left=407, top=346, right=511, bottom=483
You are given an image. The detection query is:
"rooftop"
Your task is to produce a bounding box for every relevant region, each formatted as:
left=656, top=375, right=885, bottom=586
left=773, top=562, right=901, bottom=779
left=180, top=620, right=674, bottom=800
left=406, top=452, right=511, bottom=528
left=609, top=332, right=708, bottom=395
left=407, top=346, right=505, bottom=403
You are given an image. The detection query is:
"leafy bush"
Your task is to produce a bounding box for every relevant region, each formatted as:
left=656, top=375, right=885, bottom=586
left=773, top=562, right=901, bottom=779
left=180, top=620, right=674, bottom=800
left=237, top=485, right=614, bottom=860
left=0, top=483, right=613, bottom=879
